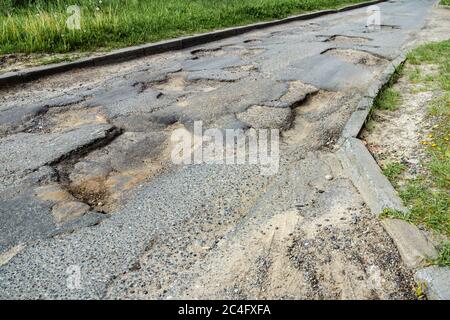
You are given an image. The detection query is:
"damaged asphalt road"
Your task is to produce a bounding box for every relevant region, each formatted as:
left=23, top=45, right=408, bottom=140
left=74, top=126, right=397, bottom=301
left=0, top=0, right=442, bottom=299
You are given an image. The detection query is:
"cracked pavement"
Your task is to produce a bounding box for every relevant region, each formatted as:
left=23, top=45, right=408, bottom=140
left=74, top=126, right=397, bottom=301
left=0, top=0, right=445, bottom=299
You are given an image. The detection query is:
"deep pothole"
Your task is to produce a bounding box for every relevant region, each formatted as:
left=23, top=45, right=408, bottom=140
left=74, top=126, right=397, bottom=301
left=321, top=48, right=388, bottom=67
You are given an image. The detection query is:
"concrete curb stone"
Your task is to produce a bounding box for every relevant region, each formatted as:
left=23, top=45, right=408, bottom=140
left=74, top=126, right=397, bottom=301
left=381, top=218, right=438, bottom=269
left=338, top=137, right=405, bottom=214
left=415, top=266, right=450, bottom=300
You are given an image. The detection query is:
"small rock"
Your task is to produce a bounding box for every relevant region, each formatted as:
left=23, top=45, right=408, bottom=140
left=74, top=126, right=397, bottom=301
left=325, top=174, right=334, bottom=181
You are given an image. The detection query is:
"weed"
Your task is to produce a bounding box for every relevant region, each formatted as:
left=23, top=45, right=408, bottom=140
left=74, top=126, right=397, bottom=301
left=373, top=88, right=402, bottom=111
left=382, top=162, right=406, bottom=183
left=380, top=208, right=411, bottom=222
left=434, top=242, right=450, bottom=267
left=415, top=282, right=426, bottom=300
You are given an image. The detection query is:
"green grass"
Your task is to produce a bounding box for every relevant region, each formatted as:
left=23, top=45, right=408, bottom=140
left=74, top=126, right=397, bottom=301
left=407, top=66, right=422, bottom=83
left=371, top=65, right=404, bottom=112
left=0, top=0, right=368, bottom=54
left=382, top=162, right=406, bottom=184
left=39, top=56, right=73, bottom=65
left=434, top=243, right=450, bottom=267
left=380, top=208, right=413, bottom=222
left=407, top=40, right=450, bottom=91
left=441, top=0, right=450, bottom=6
left=376, top=40, right=450, bottom=240
left=398, top=181, right=449, bottom=237
left=373, top=88, right=402, bottom=111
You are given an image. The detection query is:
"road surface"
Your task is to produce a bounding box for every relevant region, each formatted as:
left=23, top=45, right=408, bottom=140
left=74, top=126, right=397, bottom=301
left=0, top=0, right=447, bottom=299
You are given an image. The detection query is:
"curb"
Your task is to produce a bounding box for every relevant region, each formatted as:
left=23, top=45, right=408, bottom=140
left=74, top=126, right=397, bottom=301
left=339, top=53, right=406, bottom=141
left=415, top=266, right=450, bottom=300
left=337, top=52, right=449, bottom=299
left=0, top=0, right=387, bottom=88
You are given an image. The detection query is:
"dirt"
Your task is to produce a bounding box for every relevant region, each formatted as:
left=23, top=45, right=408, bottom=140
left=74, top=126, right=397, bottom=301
left=360, top=62, right=440, bottom=180
left=0, top=51, right=108, bottom=75
left=155, top=179, right=415, bottom=300
left=56, top=135, right=170, bottom=213
left=155, top=72, right=222, bottom=94
left=30, top=105, right=110, bottom=134
left=282, top=90, right=350, bottom=149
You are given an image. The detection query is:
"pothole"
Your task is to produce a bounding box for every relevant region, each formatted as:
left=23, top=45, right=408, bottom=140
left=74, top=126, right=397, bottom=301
left=240, top=48, right=265, bottom=57
left=154, top=72, right=188, bottom=92
left=221, top=46, right=264, bottom=56
left=236, top=105, right=293, bottom=130
left=295, top=91, right=343, bottom=114
left=48, top=129, right=176, bottom=215
left=243, top=39, right=263, bottom=44
left=51, top=107, right=109, bottom=132
left=322, top=48, right=388, bottom=67
left=282, top=91, right=344, bottom=147
left=66, top=177, right=110, bottom=211
left=187, top=79, right=221, bottom=92
left=190, top=47, right=226, bottom=58
left=153, top=71, right=221, bottom=94
left=322, top=34, right=372, bottom=44
left=191, top=46, right=264, bottom=59
left=280, top=81, right=319, bottom=108
left=23, top=104, right=109, bottom=134
left=34, top=183, right=92, bottom=225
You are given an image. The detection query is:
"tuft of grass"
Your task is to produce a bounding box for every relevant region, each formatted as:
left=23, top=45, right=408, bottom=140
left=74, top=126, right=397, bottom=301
left=407, top=40, right=450, bottom=91
left=434, top=243, right=450, bottom=267
left=407, top=66, right=422, bottom=83
left=36, top=55, right=77, bottom=65
left=415, top=282, right=426, bottom=300
left=373, top=88, right=402, bottom=111
left=382, top=162, right=406, bottom=183
left=441, top=0, right=450, bottom=6
left=0, top=0, right=369, bottom=55
left=380, top=208, right=412, bottom=222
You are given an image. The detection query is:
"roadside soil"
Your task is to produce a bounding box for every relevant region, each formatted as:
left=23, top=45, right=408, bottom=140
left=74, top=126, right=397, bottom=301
left=360, top=61, right=449, bottom=246
left=360, top=62, right=439, bottom=178
left=0, top=51, right=106, bottom=74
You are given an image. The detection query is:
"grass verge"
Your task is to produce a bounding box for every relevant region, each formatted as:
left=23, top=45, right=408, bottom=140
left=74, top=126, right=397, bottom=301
left=374, top=40, right=449, bottom=261
left=0, top=0, right=368, bottom=55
